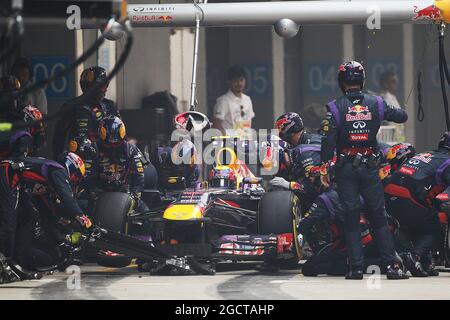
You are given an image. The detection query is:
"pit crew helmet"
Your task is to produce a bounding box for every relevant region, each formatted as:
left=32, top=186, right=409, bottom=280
left=59, top=151, right=86, bottom=185
left=98, top=116, right=126, bottom=148
left=275, top=112, right=304, bottom=142
left=23, top=105, right=44, bottom=135
left=385, top=143, right=416, bottom=172
left=338, top=61, right=365, bottom=92
left=79, top=66, right=109, bottom=94
left=68, top=136, right=97, bottom=160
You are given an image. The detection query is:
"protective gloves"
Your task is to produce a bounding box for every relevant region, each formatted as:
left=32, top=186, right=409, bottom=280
left=75, top=214, right=93, bottom=230
left=269, top=177, right=302, bottom=191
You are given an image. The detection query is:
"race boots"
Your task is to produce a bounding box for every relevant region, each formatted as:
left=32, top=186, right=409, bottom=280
left=346, top=268, right=364, bottom=280
left=421, top=252, right=439, bottom=277
left=372, top=226, right=409, bottom=279
left=400, top=252, right=428, bottom=277
left=386, top=262, right=409, bottom=280
left=345, top=231, right=364, bottom=280
left=0, top=253, right=20, bottom=284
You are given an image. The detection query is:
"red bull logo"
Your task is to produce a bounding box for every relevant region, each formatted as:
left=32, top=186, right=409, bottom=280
left=275, top=118, right=288, bottom=129
left=158, top=15, right=173, bottom=21
left=348, top=105, right=369, bottom=114
left=413, top=5, right=442, bottom=21
left=346, top=105, right=372, bottom=121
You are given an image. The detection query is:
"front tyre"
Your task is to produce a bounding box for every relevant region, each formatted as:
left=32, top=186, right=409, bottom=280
left=258, top=191, right=302, bottom=269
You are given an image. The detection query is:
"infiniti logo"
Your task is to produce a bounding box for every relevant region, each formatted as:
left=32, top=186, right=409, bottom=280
left=133, top=7, right=145, bottom=12
left=409, top=159, right=420, bottom=165
left=353, top=121, right=366, bottom=129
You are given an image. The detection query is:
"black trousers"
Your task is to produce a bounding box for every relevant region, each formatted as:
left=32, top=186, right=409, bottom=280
left=302, top=244, right=383, bottom=276
left=336, top=162, right=396, bottom=268
left=298, top=192, right=334, bottom=253
left=385, top=195, right=441, bottom=258
left=0, top=164, right=19, bottom=257
left=15, top=196, right=62, bottom=271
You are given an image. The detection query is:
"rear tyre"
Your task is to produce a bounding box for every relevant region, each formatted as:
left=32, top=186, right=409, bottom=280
left=258, top=191, right=302, bottom=269
left=93, top=192, right=134, bottom=268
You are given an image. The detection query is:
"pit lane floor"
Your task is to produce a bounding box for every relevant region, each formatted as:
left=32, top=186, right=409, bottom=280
left=1, top=262, right=450, bottom=300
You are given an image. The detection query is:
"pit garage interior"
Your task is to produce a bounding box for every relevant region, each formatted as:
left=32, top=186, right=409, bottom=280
left=6, top=0, right=448, bottom=155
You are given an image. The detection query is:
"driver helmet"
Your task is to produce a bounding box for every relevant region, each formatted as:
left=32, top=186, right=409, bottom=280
left=208, top=166, right=236, bottom=189
left=58, top=151, right=86, bottom=186
left=98, top=116, right=126, bottom=148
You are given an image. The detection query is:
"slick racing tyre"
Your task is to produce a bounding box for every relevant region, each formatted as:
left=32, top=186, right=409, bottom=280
left=257, top=191, right=302, bottom=269
left=144, top=162, right=158, bottom=189
left=94, top=192, right=134, bottom=268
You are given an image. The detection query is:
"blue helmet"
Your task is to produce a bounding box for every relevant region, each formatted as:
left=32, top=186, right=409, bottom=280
left=338, top=61, right=365, bottom=92
left=58, top=151, right=85, bottom=185
left=98, top=116, right=126, bottom=147
left=275, top=112, right=304, bottom=142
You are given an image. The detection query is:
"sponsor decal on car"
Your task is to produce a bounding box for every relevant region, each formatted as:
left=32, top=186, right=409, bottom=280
left=219, top=243, right=265, bottom=256
left=399, top=166, right=416, bottom=176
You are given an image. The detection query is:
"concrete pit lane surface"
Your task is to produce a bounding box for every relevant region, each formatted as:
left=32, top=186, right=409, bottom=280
left=0, top=262, right=450, bottom=300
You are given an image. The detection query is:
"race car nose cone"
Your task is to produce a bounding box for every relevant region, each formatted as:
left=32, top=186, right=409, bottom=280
left=274, top=18, right=299, bottom=39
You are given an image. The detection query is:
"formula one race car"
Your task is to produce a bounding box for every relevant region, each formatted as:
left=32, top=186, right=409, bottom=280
left=90, top=113, right=302, bottom=274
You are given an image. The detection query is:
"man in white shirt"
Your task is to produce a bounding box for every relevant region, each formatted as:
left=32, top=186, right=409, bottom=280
left=212, top=66, right=255, bottom=138
left=379, top=71, right=401, bottom=108
left=379, top=71, right=405, bottom=143
left=12, top=58, right=48, bottom=115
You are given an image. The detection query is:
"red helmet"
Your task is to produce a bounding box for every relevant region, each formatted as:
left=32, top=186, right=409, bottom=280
left=23, top=105, right=44, bottom=135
